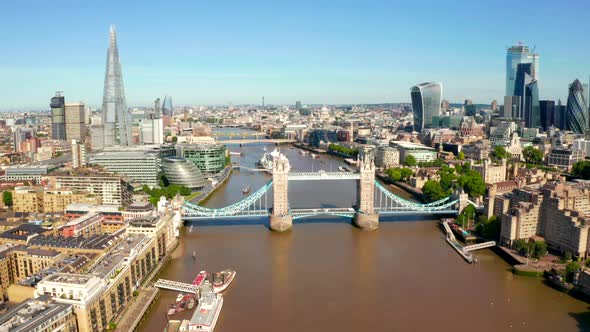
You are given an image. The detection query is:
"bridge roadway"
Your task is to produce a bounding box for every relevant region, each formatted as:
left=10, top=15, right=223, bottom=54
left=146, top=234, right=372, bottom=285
left=288, top=172, right=360, bottom=180
left=218, top=138, right=296, bottom=145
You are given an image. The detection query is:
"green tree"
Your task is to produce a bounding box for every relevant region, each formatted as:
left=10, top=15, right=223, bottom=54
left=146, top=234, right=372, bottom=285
left=422, top=180, right=447, bottom=202
left=492, top=145, right=507, bottom=161
left=386, top=168, right=402, bottom=182
left=171, top=136, right=178, bottom=143
left=400, top=168, right=414, bottom=181
left=3, top=191, right=12, bottom=206
left=533, top=241, right=547, bottom=258
left=458, top=170, right=486, bottom=197
left=457, top=151, right=465, bottom=160
left=403, top=155, right=417, bottom=167
left=523, top=146, right=544, bottom=164
left=142, top=185, right=151, bottom=195
left=566, top=261, right=581, bottom=282
left=572, top=161, right=590, bottom=180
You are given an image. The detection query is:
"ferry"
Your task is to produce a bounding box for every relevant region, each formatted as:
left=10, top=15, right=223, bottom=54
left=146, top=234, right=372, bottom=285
left=338, top=166, right=347, bottom=172
left=187, top=282, right=224, bottom=332
left=212, top=269, right=236, bottom=293
left=310, top=153, right=319, bottom=159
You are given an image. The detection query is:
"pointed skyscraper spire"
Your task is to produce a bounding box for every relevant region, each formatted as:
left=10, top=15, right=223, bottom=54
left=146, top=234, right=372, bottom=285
left=102, top=24, right=132, bottom=147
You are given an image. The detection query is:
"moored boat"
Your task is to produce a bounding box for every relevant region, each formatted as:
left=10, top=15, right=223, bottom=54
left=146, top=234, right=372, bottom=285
left=242, top=186, right=251, bottom=194
left=211, top=269, right=236, bottom=293
left=192, top=271, right=207, bottom=287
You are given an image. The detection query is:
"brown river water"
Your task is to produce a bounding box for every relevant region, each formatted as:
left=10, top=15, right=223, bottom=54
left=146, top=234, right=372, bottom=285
left=139, top=135, right=590, bottom=332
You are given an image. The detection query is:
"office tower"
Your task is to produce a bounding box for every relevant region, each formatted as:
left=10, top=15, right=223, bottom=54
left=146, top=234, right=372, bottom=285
left=514, top=63, right=533, bottom=117
left=13, top=128, right=35, bottom=152
left=503, top=96, right=520, bottom=119
left=65, top=103, right=86, bottom=141
left=555, top=99, right=567, bottom=130
left=140, top=98, right=164, bottom=144
left=524, top=79, right=540, bottom=128
left=72, top=139, right=86, bottom=168
left=295, top=101, right=302, bottom=111
left=410, top=82, right=442, bottom=132
left=101, top=25, right=132, bottom=147
left=162, top=95, right=173, bottom=116
left=566, top=79, right=588, bottom=134
left=464, top=99, right=473, bottom=106
left=506, top=44, right=539, bottom=96
left=491, top=100, right=498, bottom=112
left=539, top=100, right=555, bottom=131
left=465, top=104, right=477, bottom=116
left=50, top=92, right=66, bottom=140
left=441, top=99, right=450, bottom=110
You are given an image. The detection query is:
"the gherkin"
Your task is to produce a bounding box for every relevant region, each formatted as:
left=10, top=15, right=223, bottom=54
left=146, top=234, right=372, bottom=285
left=566, top=79, right=588, bottom=134
left=102, top=25, right=133, bottom=146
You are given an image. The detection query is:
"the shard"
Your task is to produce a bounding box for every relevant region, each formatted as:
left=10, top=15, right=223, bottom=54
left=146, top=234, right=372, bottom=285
left=102, top=25, right=132, bottom=146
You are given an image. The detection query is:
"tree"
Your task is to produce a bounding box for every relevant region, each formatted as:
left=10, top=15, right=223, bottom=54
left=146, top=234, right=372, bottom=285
left=142, top=185, right=151, bottom=195
left=493, top=145, right=507, bottom=161
left=458, top=170, right=486, bottom=198
left=457, top=151, right=465, bottom=160
left=3, top=191, right=12, bottom=206
left=403, top=155, right=417, bottom=167
left=566, top=261, right=581, bottom=282
left=572, top=161, right=590, bottom=180
left=533, top=241, right=547, bottom=258
left=422, top=180, right=447, bottom=202
left=400, top=168, right=414, bottom=181
left=523, top=146, right=544, bottom=164
left=386, top=168, right=402, bottom=182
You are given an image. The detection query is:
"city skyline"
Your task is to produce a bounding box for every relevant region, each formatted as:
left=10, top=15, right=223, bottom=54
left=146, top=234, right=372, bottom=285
left=1, top=0, right=590, bottom=110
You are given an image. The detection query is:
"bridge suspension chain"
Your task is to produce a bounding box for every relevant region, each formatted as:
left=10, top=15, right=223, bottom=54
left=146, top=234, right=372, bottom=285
left=184, top=181, right=273, bottom=217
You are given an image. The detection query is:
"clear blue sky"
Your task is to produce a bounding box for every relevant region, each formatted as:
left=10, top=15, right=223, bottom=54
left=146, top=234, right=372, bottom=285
left=1, top=0, right=589, bottom=110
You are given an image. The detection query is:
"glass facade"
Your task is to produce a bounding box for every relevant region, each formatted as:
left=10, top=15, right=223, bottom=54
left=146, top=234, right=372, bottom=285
left=506, top=45, right=539, bottom=96
left=524, top=80, right=540, bottom=128
left=162, top=157, right=206, bottom=189
left=177, top=144, right=227, bottom=175
left=410, top=82, right=442, bottom=132
left=566, top=79, right=588, bottom=134
left=539, top=100, right=555, bottom=131
left=50, top=94, right=66, bottom=140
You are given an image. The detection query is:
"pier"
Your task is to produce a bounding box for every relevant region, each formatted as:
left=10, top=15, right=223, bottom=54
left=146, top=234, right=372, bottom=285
left=441, top=219, right=496, bottom=264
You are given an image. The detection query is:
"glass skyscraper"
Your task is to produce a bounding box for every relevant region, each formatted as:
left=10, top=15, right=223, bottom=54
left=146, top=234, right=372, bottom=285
left=410, top=82, right=442, bottom=132
left=566, top=79, right=588, bottom=134
left=524, top=79, right=540, bottom=128
left=102, top=25, right=133, bottom=147
left=162, top=95, right=173, bottom=116
left=506, top=44, right=539, bottom=96
left=50, top=92, right=66, bottom=140
left=539, top=100, right=555, bottom=131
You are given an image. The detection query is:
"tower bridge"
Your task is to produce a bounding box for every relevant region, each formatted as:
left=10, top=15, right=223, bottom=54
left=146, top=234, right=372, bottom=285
left=183, top=150, right=471, bottom=231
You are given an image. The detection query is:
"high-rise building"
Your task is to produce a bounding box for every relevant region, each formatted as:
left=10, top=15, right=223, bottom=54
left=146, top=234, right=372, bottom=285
left=410, top=82, right=442, bottom=132
left=514, top=62, right=533, bottom=118
left=566, top=79, right=588, bottom=134
left=65, top=102, right=86, bottom=141
left=441, top=99, right=450, bottom=110
left=524, top=79, right=540, bottom=128
left=539, top=100, right=555, bottom=131
left=162, top=95, right=173, bottom=116
left=465, top=104, right=477, bottom=116
left=50, top=92, right=66, bottom=140
left=101, top=25, right=132, bottom=147
left=506, top=44, right=539, bottom=96
left=141, top=98, right=164, bottom=145
left=295, top=100, right=302, bottom=111
left=555, top=99, right=567, bottom=130
left=503, top=96, right=520, bottom=119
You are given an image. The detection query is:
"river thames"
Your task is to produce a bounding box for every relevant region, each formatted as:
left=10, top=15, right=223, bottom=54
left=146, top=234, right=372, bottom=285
left=140, top=140, right=590, bottom=332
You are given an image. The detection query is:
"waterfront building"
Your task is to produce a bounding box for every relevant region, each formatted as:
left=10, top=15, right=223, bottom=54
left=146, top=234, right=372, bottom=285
left=72, top=139, right=86, bottom=169
left=47, top=169, right=133, bottom=206
left=499, top=187, right=543, bottom=246
left=506, top=44, right=539, bottom=96
left=161, top=156, right=206, bottom=189
left=389, top=141, right=437, bottom=163
left=176, top=144, right=227, bottom=175
left=0, top=295, right=78, bottom=332
left=101, top=25, right=133, bottom=148
left=472, top=159, right=507, bottom=184
left=410, top=82, right=442, bottom=132
left=65, top=102, right=86, bottom=141
left=89, top=148, right=161, bottom=187
left=5, top=247, right=64, bottom=284
left=566, top=79, right=588, bottom=134
left=374, top=146, right=400, bottom=169
left=547, top=148, right=584, bottom=169
left=60, top=212, right=103, bottom=238
left=539, top=100, right=555, bottom=131
left=50, top=92, right=66, bottom=141
left=122, top=201, right=154, bottom=221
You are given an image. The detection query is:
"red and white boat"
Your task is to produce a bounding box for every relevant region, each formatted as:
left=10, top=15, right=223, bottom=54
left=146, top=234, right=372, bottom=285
left=211, top=269, right=236, bottom=293
left=192, top=270, right=207, bottom=287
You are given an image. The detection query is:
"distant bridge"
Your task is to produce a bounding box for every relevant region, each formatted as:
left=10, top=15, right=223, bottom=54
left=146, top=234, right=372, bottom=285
left=218, top=138, right=296, bottom=145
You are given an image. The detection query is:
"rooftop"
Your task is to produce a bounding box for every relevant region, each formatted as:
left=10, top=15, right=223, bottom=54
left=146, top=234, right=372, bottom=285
left=0, top=296, right=72, bottom=332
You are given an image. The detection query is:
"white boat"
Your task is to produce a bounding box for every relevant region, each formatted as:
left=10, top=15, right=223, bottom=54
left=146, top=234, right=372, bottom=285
left=212, top=269, right=236, bottom=293
left=310, top=153, right=319, bottom=159
left=187, top=282, right=223, bottom=332
left=299, top=150, right=308, bottom=155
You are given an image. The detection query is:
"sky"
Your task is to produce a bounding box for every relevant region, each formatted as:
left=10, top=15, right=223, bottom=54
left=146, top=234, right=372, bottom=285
left=1, top=0, right=589, bottom=110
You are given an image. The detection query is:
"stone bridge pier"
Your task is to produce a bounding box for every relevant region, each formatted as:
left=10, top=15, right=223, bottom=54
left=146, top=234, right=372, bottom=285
left=269, top=153, right=293, bottom=231
left=353, top=150, right=379, bottom=230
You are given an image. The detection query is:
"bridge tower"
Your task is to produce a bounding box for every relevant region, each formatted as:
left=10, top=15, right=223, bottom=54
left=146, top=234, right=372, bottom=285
left=453, top=188, right=470, bottom=214
left=353, top=149, right=379, bottom=230
left=270, top=152, right=293, bottom=232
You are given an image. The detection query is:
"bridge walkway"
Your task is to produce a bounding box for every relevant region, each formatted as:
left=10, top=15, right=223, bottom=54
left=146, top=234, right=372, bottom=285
left=154, top=279, right=199, bottom=294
